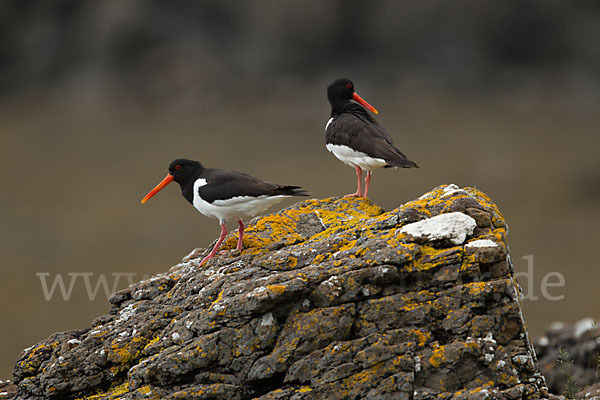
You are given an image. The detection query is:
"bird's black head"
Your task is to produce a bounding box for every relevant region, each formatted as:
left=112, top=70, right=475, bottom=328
left=327, top=78, right=355, bottom=105
left=327, top=77, right=378, bottom=115
left=168, top=159, right=204, bottom=185
left=141, top=158, right=204, bottom=204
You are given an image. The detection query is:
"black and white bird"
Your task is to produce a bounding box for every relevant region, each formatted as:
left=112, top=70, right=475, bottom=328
left=141, top=159, right=309, bottom=266
left=325, top=78, right=418, bottom=198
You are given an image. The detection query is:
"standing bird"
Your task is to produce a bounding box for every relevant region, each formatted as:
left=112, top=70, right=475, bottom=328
left=141, top=159, right=309, bottom=266
left=325, top=78, right=418, bottom=198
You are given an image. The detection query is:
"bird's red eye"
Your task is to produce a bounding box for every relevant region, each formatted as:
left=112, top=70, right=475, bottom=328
left=175, top=165, right=182, bottom=170
left=346, top=83, right=352, bottom=89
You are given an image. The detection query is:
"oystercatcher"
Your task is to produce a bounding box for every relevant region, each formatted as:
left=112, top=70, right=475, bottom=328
left=325, top=78, right=418, bottom=198
left=141, top=159, right=309, bottom=266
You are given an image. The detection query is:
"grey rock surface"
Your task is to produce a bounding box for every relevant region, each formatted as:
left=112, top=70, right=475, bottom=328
left=12, top=185, right=549, bottom=399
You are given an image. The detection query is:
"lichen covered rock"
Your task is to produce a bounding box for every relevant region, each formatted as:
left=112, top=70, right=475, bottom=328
left=13, top=184, right=549, bottom=399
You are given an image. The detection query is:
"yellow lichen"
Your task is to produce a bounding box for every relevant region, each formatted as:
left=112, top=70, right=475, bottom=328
left=499, top=372, right=519, bottom=386
left=312, top=253, right=330, bottom=264
left=287, top=256, right=298, bottom=268
left=466, top=281, right=487, bottom=295
left=75, top=380, right=129, bottom=400
left=463, top=339, right=481, bottom=352
left=429, top=344, right=446, bottom=367
left=410, top=329, right=431, bottom=347
left=240, top=210, right=307, bottom=254
left=109, top=335, right=151, bottom=365
left=18, top=341, right=60, bottom=377
left=142, top=335, right=160, bottom=351
left=135, top=385, right=152, bottom=395
left=209, top=289, right=224, bottom=312
left=266, top=284, right=287, bottom=295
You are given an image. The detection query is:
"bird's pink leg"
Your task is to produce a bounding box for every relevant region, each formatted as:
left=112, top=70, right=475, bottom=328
left=364, top=171, right=372, bottom=198
left=344, top=166, right=363, bottom=198
left=236, top=219, right=245, bottom=252
left=199, top=222, right=228, bottom=267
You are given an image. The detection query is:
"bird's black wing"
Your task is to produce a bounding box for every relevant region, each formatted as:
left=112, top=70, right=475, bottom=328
left=326, top=111, right=418, bottom=168
left=199, top=169, right=309, bottom=204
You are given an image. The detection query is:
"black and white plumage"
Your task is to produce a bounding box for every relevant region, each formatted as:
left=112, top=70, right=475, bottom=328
left=141, top=159, right=309, bottom=266
left=325, top=78, right=418, bottom=198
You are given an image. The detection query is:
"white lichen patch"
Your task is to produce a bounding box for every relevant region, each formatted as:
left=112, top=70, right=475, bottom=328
left=484, top=332, right=497, bottom=346
left=248, top=286, right=267, bottom=296
left=512, top=355, right=530, bottom=365
left=174, top=260, right=197, bottom=274
left=466, top=239, right=498, bottom=248
left=212, top=303, right=226, bottom=313
left=183, top=248, right=201, bottom=261
left=441, top=184, right=466, bottom=197
left=171, top=332, right=181, bottom=341
left=260, top=312, right=275, bottom=326
left=22, top=345, right=35, bottom=354
left=116, top=303, right=137, bottom=324
left=376, top=266, right=395, bottom=277
left=322, top=276, right=343, bottom=297
left=67, top=339, right=81, bottom=345
left=90, top=328, right=105, bottom=336
left=414, top=355, right=422, bottom=372
left=400, top=212, right=477, bottom=245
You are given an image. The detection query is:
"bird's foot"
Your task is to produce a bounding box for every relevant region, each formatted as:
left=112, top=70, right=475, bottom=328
left=343, top=192, right=363, bottom=198
left=198, top=254, right=213, bottom=268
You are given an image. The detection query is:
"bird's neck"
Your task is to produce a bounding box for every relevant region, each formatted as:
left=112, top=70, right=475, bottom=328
left=331, top=102, right=376, bottom=123
left=179, top=172, right=203, bottom=205
left=328, top=95, right=350, bottom=116
left=181, top=182, right=195, bottom=205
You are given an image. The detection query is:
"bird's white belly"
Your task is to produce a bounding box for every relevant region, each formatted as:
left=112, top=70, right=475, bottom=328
left=192, top=180, right=288, bottom=222
left=326, top=143, right=387, bottom=171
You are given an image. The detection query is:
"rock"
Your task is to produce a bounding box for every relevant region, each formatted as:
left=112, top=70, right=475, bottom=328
left=534, top=318, right=600, bottom=398
left=0, top=379, right=17, bottom=399
left=399, top=211, right=477, bottom=246
left=12, top=184, right=549, bottom=399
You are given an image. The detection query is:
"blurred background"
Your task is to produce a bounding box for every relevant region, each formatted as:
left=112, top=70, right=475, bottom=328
left=1, top=0, right=599, bottom=378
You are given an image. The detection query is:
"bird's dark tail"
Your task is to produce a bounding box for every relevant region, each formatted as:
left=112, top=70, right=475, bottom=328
left=279, top=185, right=311, bottom=197
left=386, top=156, right=419, bottom=169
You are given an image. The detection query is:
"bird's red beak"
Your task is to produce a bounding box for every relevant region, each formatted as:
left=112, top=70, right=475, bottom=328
left=141, top=174, right=174, bottom=203
left=353, top=92, right=379, bottom=114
